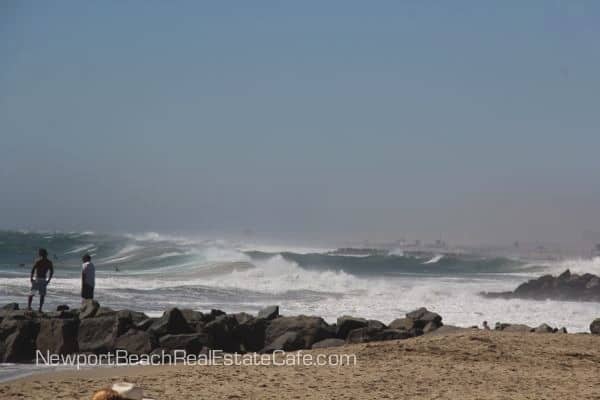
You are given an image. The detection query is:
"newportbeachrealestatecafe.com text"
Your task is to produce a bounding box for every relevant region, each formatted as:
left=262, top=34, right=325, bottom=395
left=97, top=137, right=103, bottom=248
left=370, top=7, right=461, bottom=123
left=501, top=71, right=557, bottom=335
left=36, top=349, right=357, bottom=370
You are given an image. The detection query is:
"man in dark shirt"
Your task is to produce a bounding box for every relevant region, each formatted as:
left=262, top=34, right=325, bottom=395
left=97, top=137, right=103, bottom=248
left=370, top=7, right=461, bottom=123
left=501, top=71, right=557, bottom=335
left=27, top=248, right=54, bottom=312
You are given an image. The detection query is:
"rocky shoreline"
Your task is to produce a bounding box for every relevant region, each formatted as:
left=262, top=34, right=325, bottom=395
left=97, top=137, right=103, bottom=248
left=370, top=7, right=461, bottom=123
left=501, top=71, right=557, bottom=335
left=481, top=269, right=600, bottom=302
left=1, top=300, right=599, bottom=364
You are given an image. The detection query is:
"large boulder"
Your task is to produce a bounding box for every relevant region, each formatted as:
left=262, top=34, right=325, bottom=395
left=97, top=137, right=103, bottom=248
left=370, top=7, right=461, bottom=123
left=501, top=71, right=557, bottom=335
left=36, top=318, right=78, bottom=355
left=387, top=308, right=443, bottom=336
left=405, top=307, right=443, bottom=330
left=149, top=308, right=193, bottom=337
left=2, top=303, right=19, bottom=311
left=590, top=318, right=600, bottom=335
left=264, top=316, right=334, bottom=351
left=2, top=310, right=40, bottom=321
left=336, top=316, right=367, bottom=339
left=204, top=314, right=240, bottom=352
left=234, top=317, right=269, bottom=353
left=114, top=329, right=156, bottom=355
left=203, top=309, right=226, bottom=323
left=43, top=309, right=78, bottom=320
left=388, top=318, right=415, bottom=331
left=180, top=309, right=205, bottom=329
left=113, top=310, right=148, bottom=337
left=0, top=319, right=39, bottom=362
left=159, top=333, right=209, bottom=354
left=233, top=312, right=254, bottom=325
left=79, top=300, right=100, bottom=319
left=78, top=316, right=117, bottom=354
left=261, top=332, right=304, bottom=353
left=312, top=338, right=346, bottom=349
left=95, top=307, right=116, bottom=318
left=257, top=305, right=279, bottom=320
left=366, top=320, right=386, bottom=331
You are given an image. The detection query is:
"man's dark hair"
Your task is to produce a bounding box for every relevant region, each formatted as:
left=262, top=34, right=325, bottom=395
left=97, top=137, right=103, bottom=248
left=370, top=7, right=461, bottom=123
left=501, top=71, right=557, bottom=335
left=38, top=248, right=48, bottom=258
left=82, top=254, right=92, bottom=262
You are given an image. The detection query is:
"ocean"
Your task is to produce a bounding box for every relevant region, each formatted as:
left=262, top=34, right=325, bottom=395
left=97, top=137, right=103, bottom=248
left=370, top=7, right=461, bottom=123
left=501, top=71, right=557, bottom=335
left=1, top=230, right=600, bottom=334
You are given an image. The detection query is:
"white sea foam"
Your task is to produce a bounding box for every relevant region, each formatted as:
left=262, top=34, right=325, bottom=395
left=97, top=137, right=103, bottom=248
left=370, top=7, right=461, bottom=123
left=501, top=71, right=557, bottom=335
left=423, top=254, right=444, bottom=264
left=64, top=244, right=96, bottom=255
left=3, top=231, right=600, bottom=333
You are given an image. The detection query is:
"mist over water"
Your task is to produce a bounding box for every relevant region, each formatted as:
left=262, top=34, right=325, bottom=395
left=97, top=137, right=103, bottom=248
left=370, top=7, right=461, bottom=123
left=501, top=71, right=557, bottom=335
left=1, top=231, right=600, bottom=332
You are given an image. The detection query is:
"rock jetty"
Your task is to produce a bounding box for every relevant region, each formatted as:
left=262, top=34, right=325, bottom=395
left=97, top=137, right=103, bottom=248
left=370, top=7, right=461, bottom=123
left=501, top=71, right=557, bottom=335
left=0, top=302, right=445, bottom=363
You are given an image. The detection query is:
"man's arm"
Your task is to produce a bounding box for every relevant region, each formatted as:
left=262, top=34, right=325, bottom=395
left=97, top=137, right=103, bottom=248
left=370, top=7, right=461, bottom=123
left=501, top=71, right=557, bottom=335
left=47, top=263, right=54, bottom=283
left=30, top=264, right=36, bottom=282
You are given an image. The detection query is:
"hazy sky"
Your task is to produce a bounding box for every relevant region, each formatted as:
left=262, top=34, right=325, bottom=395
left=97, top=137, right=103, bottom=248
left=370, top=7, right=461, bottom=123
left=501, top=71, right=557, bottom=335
left=1, top=1, right=599, bottom=245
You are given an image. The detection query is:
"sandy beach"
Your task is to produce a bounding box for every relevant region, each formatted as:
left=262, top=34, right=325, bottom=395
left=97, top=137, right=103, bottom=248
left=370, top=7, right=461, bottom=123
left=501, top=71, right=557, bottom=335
left=3, top=330, right=600, bottom=399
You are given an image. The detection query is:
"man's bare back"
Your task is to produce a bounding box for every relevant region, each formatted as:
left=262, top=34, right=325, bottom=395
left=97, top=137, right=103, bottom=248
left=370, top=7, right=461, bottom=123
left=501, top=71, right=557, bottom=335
left=31, top=258, right=53, bottom=280
left=28, top=248, right=54, bottom=311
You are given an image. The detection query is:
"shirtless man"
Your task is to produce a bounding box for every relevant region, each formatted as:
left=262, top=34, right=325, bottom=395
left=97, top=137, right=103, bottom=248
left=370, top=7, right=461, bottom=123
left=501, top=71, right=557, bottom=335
left=27, top=248, right=54, bottom=312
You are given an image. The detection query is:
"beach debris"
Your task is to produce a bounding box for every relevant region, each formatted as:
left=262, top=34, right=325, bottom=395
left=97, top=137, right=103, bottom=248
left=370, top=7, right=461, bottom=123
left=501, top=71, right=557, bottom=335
left=111, top=382, right=154, bottom=400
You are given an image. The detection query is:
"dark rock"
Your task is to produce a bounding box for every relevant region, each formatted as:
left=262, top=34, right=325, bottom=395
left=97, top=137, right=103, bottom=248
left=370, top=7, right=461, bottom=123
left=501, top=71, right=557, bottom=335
left=367, top=320, right=386, bottom=330
left=180, top=309, right=205, bottom=329
left=56, top=305, right=69, bottom=312
left=159, top=333, right=209, bottom=354
left=204, top=314, right=240, bottom=352
left=590, top=318, right=600, bottom=335
left=495, top=323, right=532, bottom=333
left=264, top=316, right=334, bottom=351
left=233, top=312, right=254, bottom=325
left=423, top=320, right=442, bottom=334
left=257, top=305, right=279, bottom=320
left=95, top=307, right=116, bottom=318
left=482, top=270, right=600, bottom=302
left=114, top=329, right=156, bottom=355
left=388, top=318, right=415, bottom=331
left=43, top=309, right=78, bottom=320
left=235, top=317, right=269, bottom=353
left=376, top=329, right=414, bottom=341
left=311, top=338, right=346, bottom=349
left=424, top=325, right=468, bottom=336
left=36, top=318, right=78, bottom=355
left=205, top=309, right=226, bottom=322
left=336, top=316, right=367, bottom=339
left=406, top=307, right=443, bottom=330
left=3, top=310, right=38, bottom=320
left=149, top=308, right=193, bottom=337
left=0, top=319, right=39, bottom=362
left=114, top=310, right=140, bottom=337
left=346, top=327, right=412, bottom=344
left=79, top=300, right=100, bottom=319
left=3, top=303, right=19, bottom=311
left=135, top=318, right=157, bottom=331
left=78, top=316, right=117, bottom=354
left=115, top=310, right=148, bottom=325
left=262, top=332, right=304, bottom=353
left=494, top=322, right=510, bottom=331
left=533, top=323, right=554, bottom=333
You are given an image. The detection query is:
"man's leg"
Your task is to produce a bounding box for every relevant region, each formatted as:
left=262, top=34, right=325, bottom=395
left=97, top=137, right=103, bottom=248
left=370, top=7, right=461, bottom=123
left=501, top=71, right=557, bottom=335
left=39, top=295, right=44, bottom=312
left=27, top=295, right=33, bottom=310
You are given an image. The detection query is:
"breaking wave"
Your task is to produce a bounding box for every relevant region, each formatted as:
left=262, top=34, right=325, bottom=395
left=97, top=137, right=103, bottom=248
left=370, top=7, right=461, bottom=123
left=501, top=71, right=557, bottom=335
left=1, top=230, right=599, bottom=332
